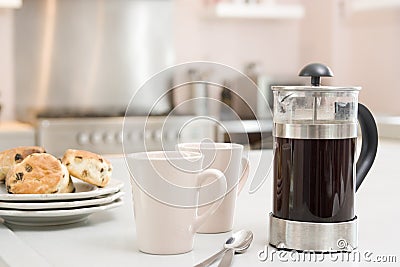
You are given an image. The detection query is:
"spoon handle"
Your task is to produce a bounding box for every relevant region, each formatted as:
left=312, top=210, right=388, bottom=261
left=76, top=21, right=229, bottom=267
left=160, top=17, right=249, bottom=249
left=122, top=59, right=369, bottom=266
left=194, top=248, right=228, bottom=267
left=218, top=249, right=234, bottom=267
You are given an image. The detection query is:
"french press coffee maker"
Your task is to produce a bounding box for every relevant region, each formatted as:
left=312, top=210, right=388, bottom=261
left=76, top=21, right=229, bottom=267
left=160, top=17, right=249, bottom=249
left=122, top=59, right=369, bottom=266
left=269, top=63, right=378, bottom=252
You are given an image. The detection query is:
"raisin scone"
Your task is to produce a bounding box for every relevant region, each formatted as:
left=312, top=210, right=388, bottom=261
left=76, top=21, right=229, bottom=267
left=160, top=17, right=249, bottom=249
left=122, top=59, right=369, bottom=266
left=0, top=146, right=46, bottom=182
left=62, top=149, right=112, bottom=187
left=6, top=153, right=75, bottom=194
left=60, top=163, right=75, bottom=193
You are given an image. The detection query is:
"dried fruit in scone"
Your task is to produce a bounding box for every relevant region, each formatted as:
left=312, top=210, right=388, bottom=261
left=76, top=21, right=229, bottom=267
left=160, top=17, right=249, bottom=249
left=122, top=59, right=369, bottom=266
left=62, top=149, right=112, bottom=187
left=0, top=146, right=46, bottom=182
left=6, top=153, right=75, bottom=194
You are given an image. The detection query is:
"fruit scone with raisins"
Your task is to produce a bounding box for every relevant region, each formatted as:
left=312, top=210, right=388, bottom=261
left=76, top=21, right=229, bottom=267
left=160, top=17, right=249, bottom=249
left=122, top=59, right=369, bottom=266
left=62, top=149, right=112, bottom=187
left=0, top=146, right=46, bottom=182
left=6, top=153, right=75, bottom=194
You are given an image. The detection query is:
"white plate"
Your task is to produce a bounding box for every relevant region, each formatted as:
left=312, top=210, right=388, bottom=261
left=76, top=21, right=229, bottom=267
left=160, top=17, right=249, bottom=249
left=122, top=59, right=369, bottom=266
left=0, top=198, right=123, bottom=226
left=0, top=178, right=124, bottom=202
left=0, top=191, right=125, bottom=210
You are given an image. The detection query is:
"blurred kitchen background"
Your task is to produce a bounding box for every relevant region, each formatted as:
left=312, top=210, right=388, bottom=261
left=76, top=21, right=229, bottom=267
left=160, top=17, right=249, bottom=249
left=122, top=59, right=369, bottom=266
left=0, top=0, right=399, bottom=155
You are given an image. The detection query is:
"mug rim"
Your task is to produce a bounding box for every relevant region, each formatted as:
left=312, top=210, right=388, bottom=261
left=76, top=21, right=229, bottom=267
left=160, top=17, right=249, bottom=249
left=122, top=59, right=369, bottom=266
left=127, top=150, right=203, bottom=161
left=177, top=142, right=243, bottom=150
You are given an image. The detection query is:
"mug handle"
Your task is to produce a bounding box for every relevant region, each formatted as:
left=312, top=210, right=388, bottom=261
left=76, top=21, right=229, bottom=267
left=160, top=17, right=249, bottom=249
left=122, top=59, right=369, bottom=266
left=191, top=169, right=227, bottom=233
left=237, top=157, right=250, bottom=195
left=356, top=103, right=378, bottom=191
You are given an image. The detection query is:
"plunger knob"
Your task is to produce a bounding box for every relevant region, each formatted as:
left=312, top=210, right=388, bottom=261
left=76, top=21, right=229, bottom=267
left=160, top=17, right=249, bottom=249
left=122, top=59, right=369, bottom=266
left=299, top=63, right=334, bottom=86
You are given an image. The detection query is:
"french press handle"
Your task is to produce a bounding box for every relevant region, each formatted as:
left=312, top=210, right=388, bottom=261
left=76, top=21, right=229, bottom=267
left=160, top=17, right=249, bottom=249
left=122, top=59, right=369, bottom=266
left=356, top=103, right=378, bottom=191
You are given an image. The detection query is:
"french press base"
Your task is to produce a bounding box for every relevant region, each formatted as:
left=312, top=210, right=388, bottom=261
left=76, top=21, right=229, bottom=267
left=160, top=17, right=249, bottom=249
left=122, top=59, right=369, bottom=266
left=268, top=63, right=378, bottom=253
left=269, top=214, right=358, bottom=252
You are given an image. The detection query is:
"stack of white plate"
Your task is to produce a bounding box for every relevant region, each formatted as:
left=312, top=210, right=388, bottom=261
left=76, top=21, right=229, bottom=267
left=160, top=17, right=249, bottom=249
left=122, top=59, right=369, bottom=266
left=0, top=178, right=124, bottom=226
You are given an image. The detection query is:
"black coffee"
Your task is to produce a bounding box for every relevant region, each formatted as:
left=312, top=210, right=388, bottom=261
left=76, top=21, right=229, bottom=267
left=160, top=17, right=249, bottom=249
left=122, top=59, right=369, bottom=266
left=273, top=137, right=356, bottom=223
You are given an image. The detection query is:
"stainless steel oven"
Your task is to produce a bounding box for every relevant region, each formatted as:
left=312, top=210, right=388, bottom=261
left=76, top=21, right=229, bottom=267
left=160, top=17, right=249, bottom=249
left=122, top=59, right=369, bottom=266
left=14, top=0, right=183, bottom=154
left=37, top=116, right=216, bottom=156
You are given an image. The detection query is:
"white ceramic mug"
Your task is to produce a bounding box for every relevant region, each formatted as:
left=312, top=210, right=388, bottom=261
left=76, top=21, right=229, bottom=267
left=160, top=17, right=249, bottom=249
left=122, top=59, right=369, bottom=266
left=126, top=151, right=226, bottom=255
left=177, top=142, right=250, bottom=233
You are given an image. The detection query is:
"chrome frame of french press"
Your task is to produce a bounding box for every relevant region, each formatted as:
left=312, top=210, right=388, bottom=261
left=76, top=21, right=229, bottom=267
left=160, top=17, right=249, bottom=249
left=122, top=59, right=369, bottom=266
left=269, top=214, right=357, bottom=252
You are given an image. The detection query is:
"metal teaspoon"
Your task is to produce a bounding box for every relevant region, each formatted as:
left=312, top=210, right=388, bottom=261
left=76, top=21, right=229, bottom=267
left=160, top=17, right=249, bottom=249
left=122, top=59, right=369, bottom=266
left=194, top=229, right=254, bottom=267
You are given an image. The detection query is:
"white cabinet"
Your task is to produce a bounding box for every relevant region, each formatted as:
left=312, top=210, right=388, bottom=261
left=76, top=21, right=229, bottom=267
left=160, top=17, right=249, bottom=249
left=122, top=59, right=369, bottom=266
left=0, top=0, right=22, bottom=8
left=207, top=2, right=304, bottom=19
left=349, top=0, right=400, bottom=12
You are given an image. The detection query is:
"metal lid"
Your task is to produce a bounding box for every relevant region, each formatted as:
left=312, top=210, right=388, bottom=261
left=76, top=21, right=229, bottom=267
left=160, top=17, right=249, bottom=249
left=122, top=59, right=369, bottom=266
left=271, top=63, right=361, bottom=91
left=271, top=85, right=361, bottom=91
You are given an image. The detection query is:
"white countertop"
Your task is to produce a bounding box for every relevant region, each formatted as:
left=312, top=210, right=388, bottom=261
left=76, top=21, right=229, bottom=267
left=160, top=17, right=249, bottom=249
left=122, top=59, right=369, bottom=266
left=1, top=139, right=399, bottom=266
left=0, top=121, right=35, bottom=150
